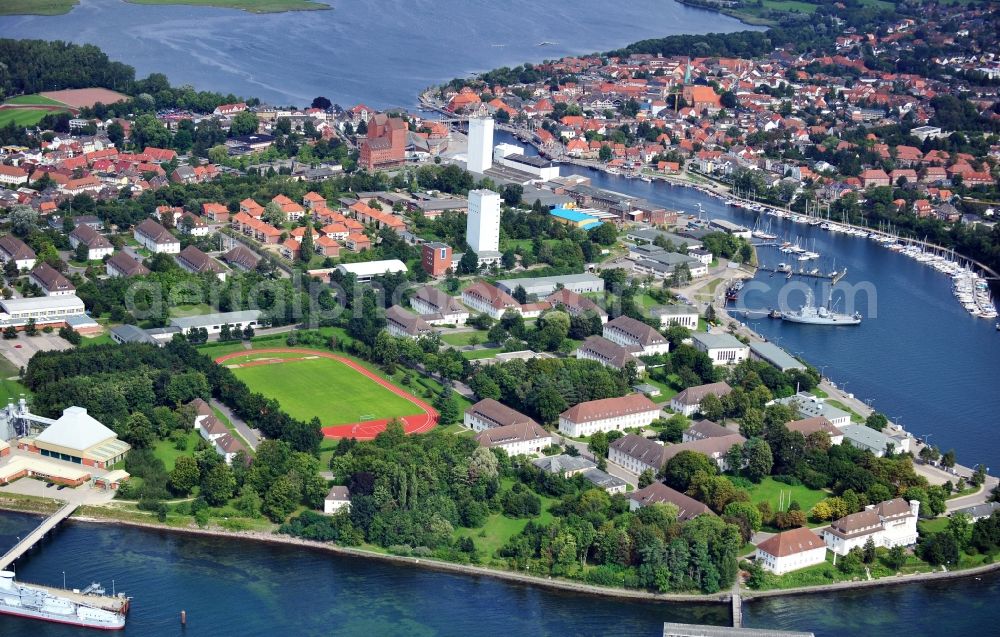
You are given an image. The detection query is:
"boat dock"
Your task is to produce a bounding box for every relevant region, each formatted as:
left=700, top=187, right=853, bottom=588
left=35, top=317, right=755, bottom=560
left=757, top=266, right=847, bottom=284
left=12, top=580, right=129, bottom=614
left=0, top=502, right=78, bottom=571
left=731, top=587, right=742, bottom=628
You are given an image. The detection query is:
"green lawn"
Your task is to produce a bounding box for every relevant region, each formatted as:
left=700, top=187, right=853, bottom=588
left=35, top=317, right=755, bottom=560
left=827, top=399, right=865, bottom=423
left=169, top=303, right=214, bottom=318
left=226, top=351, right=420, bottom=425
left=4, top=94, right=64, bottom=106
left=463, top=347, right=503, bottom=360
left=0, top=354, right=27, bottom=404
left=0, top=377, right=28, bottom=405
left=80, top=333, right=114, bottom=347
left=152, top=430, right=202, bottom=472
left=0, top=106, right=69, bottom=128
left=440, top=330, right=489, bottom=346
left=0, top=0, right=77, bottom=15
left=453, top=480, right=558, bottom=559
left=641, top=374, right=679, bottom=401
left=124, top=0, right=329, bottom=12
left=736, top=477, right=829, bottom=517
left=918, top=517, right=950, bottom=534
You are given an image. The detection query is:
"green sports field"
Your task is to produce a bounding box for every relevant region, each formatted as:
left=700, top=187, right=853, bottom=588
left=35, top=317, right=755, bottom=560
left=223, top=351, right=418, bottom=425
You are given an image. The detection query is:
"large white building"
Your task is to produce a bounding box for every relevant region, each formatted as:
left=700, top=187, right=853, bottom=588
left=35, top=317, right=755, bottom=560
left=756, top=527, right=828, bottom=575
left=690, top=332, right=750, bottom=366
left=822, top=499, right=920, bottom=556
left=464, top=398, right=538, bottom=432
left=603, top=315, right=670, bottom=356
left=466, top=118, right=494, bottom=174
left=335, top=259, right=408, bottom=283
left=558, top=394, right=661, bottom=437
left=0, top=295, right=86, bottom=328
left=475, top=420, right=552, bottom=457
left=669, top=381, right=733, bottom=417
left=466, top=189, right=501, bottom=255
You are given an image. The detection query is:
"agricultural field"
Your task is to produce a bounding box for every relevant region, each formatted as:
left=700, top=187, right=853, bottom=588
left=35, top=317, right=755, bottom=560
left=0, top=0, right=77, bottom=16
left=0, top=93, right=71, bottom=127
left=220, top=350, right=420, bottom=426
left=124, top=0, right=328, bottom=13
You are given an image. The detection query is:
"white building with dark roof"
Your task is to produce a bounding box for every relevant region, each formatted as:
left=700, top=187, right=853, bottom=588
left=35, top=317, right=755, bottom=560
left=822, top=499, right=919, bottom=556
left=669, top=382, right=733, bottom=417
left=68, top=224, right=113, bottom=261
left=324, top=486, right=351, bottom=514
left=106, top=251, right=150, bottom=278
left=603, top=315, right=670, bottom=355
left=558, top=394, right=661, bottom=437
left=0, top=235, right=36, bottom=271
left=134, top=219, right=180, bottom=254
left=29, top=263, right=74, bottom=296
left=627, top=482, right=714, bottom=521
left=464, top=398, right=538, bottom=432
left=609, top=433, right=667, bottom=474
left=575, top=335, right=644, bottom=373
left=475, top=420, right=552, bottom=457
left=409, top=285, right=468, bottom=325
left=385, top=305, right=435, bottom=339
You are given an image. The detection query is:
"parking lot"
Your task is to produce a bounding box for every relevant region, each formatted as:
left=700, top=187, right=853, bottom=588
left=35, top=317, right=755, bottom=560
left=0, top=332, right=74, bottom=370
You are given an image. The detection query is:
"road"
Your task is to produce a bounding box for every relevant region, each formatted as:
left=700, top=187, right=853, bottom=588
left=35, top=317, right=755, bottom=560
left=210, top=397, right=261, bottom=450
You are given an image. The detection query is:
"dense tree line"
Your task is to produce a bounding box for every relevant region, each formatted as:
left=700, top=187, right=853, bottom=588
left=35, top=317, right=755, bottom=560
left=24, top=341, right=322, bottom=453
left=467, top=357, right=632, bottom=424
left=0, top=39, right=134, bottom=97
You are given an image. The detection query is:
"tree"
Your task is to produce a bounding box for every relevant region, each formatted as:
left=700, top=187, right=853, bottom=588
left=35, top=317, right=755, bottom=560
left=865, top=412, right=888, bottom=432
left=202, top=462, right=236, bottom=506
left=9, top=205, right=38, bottom=237
left=230, top=111, right=260, bottom=137
left=699, top=393, right=724, bottom=421
left=73, top=241, right=89, bottom=263
left=742, top=438, right=773, bottom=482
left=262, top=201, right=286, bottom=226
left=434, top=386, right=460, bottom=425
left=311, top=96, right=332, bottom=110
left=458, top=249, right=479, bottom=274
left=885, top=544, right=907, bottom=570
left=299, top=221, right=315, bottom=262
left=2, top=326, right=16, bottom=340
left=862, top=537, right=876, bottom=564
left=598, top=144, right=612, bottom=162
left=638, top=469, right=655, bottom=489
left=661, top=450, right=716, bottom=491
left=169, top=455, right=200, bottom=495
left=589, top=431, right=609, bottom=458
left=941, top=449, right=956, bottom=468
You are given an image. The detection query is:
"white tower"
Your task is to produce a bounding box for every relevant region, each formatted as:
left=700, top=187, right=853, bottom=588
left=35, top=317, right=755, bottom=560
left=466, top=189, right=501, bottom=254
left=467, top=117, right=494, bottom=174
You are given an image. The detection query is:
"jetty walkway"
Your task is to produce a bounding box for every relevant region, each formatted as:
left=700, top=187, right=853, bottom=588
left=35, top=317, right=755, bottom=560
left=0, top=501, right=78, bottom=570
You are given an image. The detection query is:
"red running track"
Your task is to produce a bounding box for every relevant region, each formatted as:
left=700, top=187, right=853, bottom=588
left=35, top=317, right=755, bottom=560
left=214, top=348, right=438, bottom=440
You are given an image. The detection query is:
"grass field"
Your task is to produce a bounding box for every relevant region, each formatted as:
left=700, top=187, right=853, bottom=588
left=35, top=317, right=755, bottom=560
left=440, top=330, right=489, bottom=346
left=5, top=95, right=64, bottom=106
left=0, top=0, right=77, bottom=15
left=463, top=347, right=503, bottom=360
left=152, top=430, right=203, bottom=472
left=737, top=476, right=829, bottom=517
left=0, top=107, right=66, bottom=128
left=225, top=351, right=418, bottom=425
left=124, top=0, right=329, bottom=12
left=453, top=479, right=558, bottom=559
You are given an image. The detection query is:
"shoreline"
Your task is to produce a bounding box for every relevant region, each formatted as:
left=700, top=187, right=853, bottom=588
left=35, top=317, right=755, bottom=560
left=2, top=499, right=998, bottom=604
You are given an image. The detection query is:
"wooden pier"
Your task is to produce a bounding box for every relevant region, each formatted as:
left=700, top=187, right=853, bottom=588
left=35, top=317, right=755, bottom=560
left=0, top=502, right=78, bottom=571
left=757, top=267, right=847, bottom=284
left=731, top=588, right=743, bottom=628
